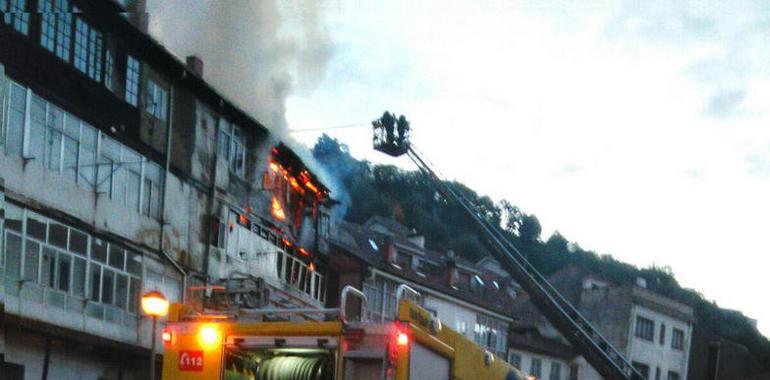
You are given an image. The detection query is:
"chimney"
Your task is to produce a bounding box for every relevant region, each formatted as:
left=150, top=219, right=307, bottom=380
left=186, top=55, right=204, bottom=78
left=445, top=249, right=458, bottom=288
left=126, top=0, right=149, bottom=33
left=385, top=237, right=396, bottom=265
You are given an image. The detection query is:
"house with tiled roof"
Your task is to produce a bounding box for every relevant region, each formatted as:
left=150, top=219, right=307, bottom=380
left=326, top=216, right=520, bottom=358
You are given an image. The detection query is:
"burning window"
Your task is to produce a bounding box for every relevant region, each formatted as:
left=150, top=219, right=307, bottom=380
left=265, top=144, right=330, bottom=231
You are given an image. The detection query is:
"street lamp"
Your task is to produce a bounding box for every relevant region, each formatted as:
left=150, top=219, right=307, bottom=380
left=142, top=290, right=169, bottom=380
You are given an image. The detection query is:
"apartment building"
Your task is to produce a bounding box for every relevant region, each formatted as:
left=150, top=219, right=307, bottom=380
left=511, top=266, right=694, bottom=380
left=0, top=1, right=333, bottom=378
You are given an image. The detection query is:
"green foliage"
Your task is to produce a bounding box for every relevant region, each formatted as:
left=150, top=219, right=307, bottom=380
left=312, top=134, right=770, bottom=368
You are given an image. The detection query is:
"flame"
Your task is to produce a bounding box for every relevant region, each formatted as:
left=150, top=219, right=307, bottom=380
left=238, top=214, right=248, bottom=225
left=271, top=196, right=286, bottom=221
left=282, top=239, right=292, bottom=247
left=304, top=180, right=319, bottom=194
left=308, top=262, right=315, bottom=272
left=289, top=177, right=301, bottom=191
left=269, top=162, right=279, bottom=173
left=299, top=248, right=309, bottom=257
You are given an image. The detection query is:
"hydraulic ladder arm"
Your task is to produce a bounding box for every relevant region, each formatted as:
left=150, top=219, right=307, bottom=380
left=371, top=116, right=643, bottom=380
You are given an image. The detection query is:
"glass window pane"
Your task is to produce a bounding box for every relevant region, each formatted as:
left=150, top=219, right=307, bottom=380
left=42, top=247, right=56, bottom=287
left=89, top=262, right=101, bottom=301
left=101, top=268, right=114, bottom=304
left=5, top=233, right=22, bottom=279
left=55, top=3, right=71, bottom=61
left=29, top=95, right=46, bottom=158
left=45, top=129, right=63, bottom=172
left=127, top=169, right=141, bottom=212
left=23, top=240, right=40, bottom=282
left=128, top=277, right=140, bottom=313
left=48, top=222, right=68, bottom=249
left=26, top=213, right=47, bottom=241
left=90, top=238, right=107, bottom=263
left=115, top=273, right=128, bottom=309
left=142, top=177, right=151, bottom=216
left=64, top=112, right=79, bottom=138
left=6, top=203, right=23, bottom=231
left=79, top=125, right=97, bottom=188
left=57, top=252, right=71, bottom=291
left=126, top=251, right=142, bottom=276
left=108, top=244, right=124, bottom=270
left=6, top=84, right=26, bottom=155
left=69, top=229, right=87, bottom=256
left=72, top=256, right=86, bottom=298
left=63, top=135, right=78, bottom=182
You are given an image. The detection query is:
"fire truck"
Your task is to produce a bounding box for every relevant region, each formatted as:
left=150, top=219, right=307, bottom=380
left=160, top=285, right=524, bottom=380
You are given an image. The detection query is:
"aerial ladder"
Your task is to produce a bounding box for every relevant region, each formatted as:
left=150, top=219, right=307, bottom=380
left=372, top=113, right=644, bottom=380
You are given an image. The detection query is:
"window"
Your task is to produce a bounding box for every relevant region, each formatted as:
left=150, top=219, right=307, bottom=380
left=530, top=358, right=542, bottom=378
left=2, top=204, right=143, bottom=315
left=635, top=316, right=655, bottom=341
left=507, top=352, right=521, bottom=368
left=396, top=251, right=412, bottom=269
left=667, top=371, right=680, bottom=380
left=5, top=81, right=164, bottom=220
left=660, top=323, right=666, bottom=345
left=456, top=320, right=467, bottom=335
left=655, top=367, right=661, bottom=380
left=632, top=362, right=650, bottom=379
left=474, top=314, right=508, bottom=356
left=4, top=0, right=30, bottom=35
left=550, top=362, right=562, bottom=380
left=145, top=80, right=168, bottom=121
left=319, top=212, right=330, bottom=239
left=73, top=18, right=88, bottom=72
left=5, top=82, right=26, bottom=154
left=672, top=328, right=685, bottom=350
left=142, top=162, right=163, bottom=219
left=125, top=55, right=140, bottom=106
left=218, top=120, right=246, bottom=176
left=569, top=365, right=578, bottom=380
left=39, top=0, right=72, bottom=61
left=73, top=17, right=102, bottom=81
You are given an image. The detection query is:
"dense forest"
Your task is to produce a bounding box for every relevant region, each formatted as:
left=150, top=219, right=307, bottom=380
left=312, top=134, right=770, bottom=370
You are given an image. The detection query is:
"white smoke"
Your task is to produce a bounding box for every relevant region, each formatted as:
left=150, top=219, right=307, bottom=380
left=146, top=1, right=350, bottom=216
left=146, top=0, right=333, bottom=133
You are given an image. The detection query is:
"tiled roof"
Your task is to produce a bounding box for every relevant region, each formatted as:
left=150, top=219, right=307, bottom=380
left=330, top=217, right=519, bottom=316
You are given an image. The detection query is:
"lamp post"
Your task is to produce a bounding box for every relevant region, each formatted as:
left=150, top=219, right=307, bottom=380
left=142, top=290, right=169, bottom=380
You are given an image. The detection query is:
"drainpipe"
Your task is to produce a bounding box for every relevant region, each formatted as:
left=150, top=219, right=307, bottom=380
left=158, top=84, right=186, bottom=300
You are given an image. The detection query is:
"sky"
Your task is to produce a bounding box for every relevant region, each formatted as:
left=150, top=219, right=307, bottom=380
left=147, top=0, right=770, bottom=337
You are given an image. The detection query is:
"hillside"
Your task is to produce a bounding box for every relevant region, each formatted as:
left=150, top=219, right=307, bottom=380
left=312, top=134, right=770, bottom=371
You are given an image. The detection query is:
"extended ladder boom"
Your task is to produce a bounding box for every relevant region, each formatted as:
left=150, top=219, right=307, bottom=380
left=403, top=145, right=643, bottom=380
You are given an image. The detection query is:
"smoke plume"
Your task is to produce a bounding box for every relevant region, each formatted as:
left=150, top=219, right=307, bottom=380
left=146, top=1, right=350, bottom=217
left=146, top=0, right=333, bottom=133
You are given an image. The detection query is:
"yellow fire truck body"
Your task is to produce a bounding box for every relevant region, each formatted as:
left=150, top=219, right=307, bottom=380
left=161, top=287, right=524, bottom=380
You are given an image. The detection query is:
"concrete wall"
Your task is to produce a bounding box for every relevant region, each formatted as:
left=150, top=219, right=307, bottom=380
left=507, top=349, right=573, bottom=380
left=423, top=294, right=476, bottom=340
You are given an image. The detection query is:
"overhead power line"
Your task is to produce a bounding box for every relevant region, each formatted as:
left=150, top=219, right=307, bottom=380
left=289, top=122, right=369, bottom=133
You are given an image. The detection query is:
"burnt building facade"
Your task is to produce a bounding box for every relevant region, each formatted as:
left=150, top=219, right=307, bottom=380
left=0, top=1, right=333, bottom=379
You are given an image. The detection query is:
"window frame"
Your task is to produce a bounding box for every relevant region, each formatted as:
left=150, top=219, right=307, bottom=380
left=5, top=80, right=164, bottom=221
left=635, top=316, right=655, bottom=341
left=672, top=328, right=685, bottom=350
left=2, top=203, right=144, bottom=315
